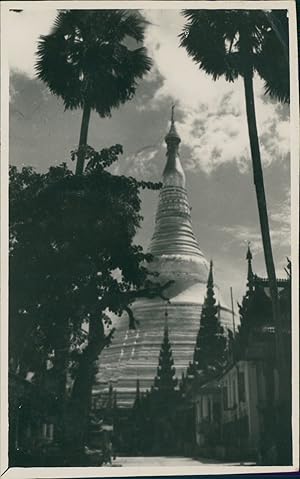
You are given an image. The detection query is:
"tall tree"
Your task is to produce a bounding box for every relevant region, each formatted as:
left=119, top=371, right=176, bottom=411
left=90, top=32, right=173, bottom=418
left=35, top=9, right=152, bottom=174
left=9, top=148, right=172, bottom=463
left=180, top=9, right=289, bottom=407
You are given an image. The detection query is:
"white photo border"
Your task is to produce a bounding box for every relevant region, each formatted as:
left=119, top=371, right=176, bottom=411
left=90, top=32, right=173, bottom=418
left=1, top=1, right=299, bottom=477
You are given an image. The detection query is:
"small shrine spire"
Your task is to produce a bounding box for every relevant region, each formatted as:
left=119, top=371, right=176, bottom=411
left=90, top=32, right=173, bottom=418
left=189, top=259, right=226, bottom=382
left=113, top=390, right=118, bottom=410
left=208, top=259, right=214, bottom=288
left=154, top=320, right=177, bottom=393
left=246, top=243, right=254, bottom=292
left=133, top=379, right=141, bottom=408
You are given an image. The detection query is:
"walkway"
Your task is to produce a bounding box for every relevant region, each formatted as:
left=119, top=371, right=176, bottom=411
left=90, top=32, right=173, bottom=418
left=112, top=456, right=255, bottom=467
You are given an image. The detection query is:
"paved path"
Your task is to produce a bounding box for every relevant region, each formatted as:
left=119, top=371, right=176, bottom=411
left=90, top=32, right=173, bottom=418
left=112, top=456, right=255, bottom=467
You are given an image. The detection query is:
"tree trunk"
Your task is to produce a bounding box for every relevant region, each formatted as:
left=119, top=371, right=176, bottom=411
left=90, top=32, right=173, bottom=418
left=243, top=69, right=284, bottom=369
left=75, top=102, right=91, bottom=175
left=54, top=319, right=70, bottom=446
left=63, top=314, right=107, bottom=463
left=243, top=68, right=291, bottom=463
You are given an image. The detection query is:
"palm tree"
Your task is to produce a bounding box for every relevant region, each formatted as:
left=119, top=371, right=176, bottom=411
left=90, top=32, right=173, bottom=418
left=36, top=9, right=152, bottom=174
left=180, top=9, right=290, bottom=463
left=35, top=10, right=152, bottom=454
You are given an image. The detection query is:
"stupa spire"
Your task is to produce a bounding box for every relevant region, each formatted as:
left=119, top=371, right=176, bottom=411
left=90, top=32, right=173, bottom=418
left=148, top=110, right=205, bottom=259
left=163, top=105, right=184, bottom=188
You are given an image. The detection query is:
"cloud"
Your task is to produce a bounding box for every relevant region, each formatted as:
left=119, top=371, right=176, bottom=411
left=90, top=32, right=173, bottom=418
left=7, top=8, right=290, bottom=175
left=218, top=188, right=291, bottom=258
left=220, top=210, right=290, bottom=255
left=221, top=225, right=264, bottom=254
left=269, top=191, right=291, bottom=249
left=143, top=10, right=290, bottom=174
left=8, top=9, right=57, bottom=78
left=119, top=148, right=160, bottom=181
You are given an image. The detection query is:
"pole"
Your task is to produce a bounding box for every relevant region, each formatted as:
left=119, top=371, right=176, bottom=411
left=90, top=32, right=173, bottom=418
left=230, top=287, right=236, bottom=337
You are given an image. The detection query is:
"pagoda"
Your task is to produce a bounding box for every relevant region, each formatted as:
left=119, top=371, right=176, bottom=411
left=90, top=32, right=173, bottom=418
left=93, top=109, right=232, bottom=407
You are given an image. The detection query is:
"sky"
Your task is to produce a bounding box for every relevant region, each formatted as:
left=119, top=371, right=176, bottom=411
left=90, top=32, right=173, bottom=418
left=7, top=7, right=291, bottom=307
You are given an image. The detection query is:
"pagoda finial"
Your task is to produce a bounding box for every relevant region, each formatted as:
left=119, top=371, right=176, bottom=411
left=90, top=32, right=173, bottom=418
left=171, top=103, right=175, bottom=124
left=165, top=104, right=181, bottom=145
left=164, top=303, right=169, bottom=330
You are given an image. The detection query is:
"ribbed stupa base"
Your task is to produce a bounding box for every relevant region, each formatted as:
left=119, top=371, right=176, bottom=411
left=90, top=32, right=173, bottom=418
left=93, top=300, right=202, bottom=407
left=93, top=295, right=232, bottom=407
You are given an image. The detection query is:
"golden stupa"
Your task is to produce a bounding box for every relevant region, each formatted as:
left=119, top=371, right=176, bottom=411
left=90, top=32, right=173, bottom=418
left=93, top=109, right=232, bottom=407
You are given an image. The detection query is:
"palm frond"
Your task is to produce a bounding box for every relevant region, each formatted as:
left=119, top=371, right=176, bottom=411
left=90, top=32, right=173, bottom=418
left=255, top=11, right=289, bottom=103
left=180, top=8, right=289, bottom=102
left=35, top=9, right=152, bottom=115
left=180, top=10, right=241, bottom=81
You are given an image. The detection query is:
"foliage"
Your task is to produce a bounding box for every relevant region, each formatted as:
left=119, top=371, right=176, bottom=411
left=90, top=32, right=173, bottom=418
left=9, top=145, right=162, bottom=380
left=180, top=9, right=289, bottom=103
left=35, top=9, right=152, bottom=115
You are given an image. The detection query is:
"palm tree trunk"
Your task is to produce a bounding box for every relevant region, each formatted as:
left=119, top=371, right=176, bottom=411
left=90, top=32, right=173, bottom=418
left=75, top=102, right=91, bottom=175
left=243, top=68, right=291, bottom=463
left=243, top=68, right=284, bottom=378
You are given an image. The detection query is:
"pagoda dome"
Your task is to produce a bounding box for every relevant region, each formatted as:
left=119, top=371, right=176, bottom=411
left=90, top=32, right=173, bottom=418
left=93, top=110, right=232, bottom=407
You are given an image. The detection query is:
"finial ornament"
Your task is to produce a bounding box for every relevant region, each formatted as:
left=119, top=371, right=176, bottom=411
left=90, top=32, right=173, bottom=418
left=164, top=304, right=169, bottom=329
left=246, top=241, right=252, bottom=261
left=165, top=103, right=181, bottom=146
left=171, top=104, right=175, bottom=124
